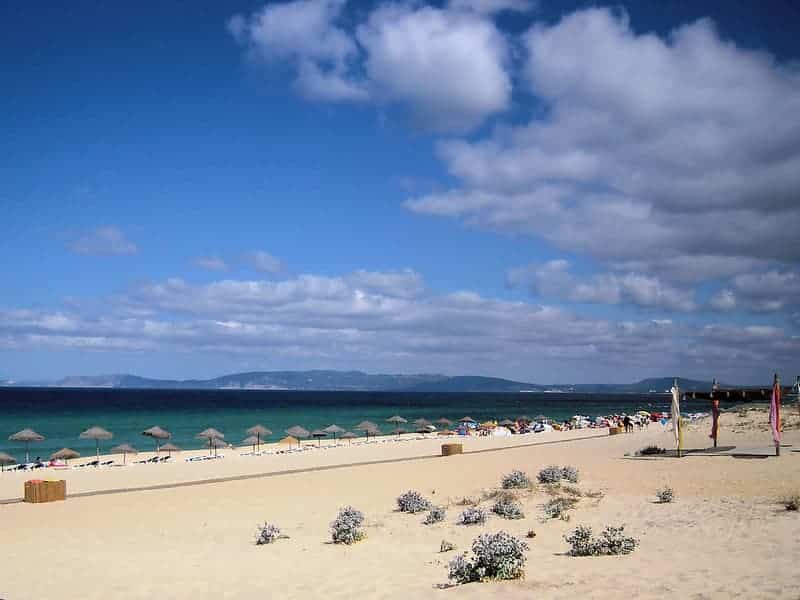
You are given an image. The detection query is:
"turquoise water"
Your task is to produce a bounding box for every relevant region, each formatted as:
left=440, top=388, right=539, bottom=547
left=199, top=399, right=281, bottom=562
left=0, top=387, right=708, bottom=461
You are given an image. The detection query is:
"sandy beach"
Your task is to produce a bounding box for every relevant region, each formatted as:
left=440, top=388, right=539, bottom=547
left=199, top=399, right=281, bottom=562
left=1, top=407, right=799, bottom=599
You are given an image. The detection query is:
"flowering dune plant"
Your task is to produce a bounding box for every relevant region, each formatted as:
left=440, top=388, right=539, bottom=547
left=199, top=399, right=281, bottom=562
left=330, top=506, right=366, bottom=545
left=501, top=469, right=531, bottom=489
left=447, top=531, right=529, bottom=583
left=396, top=490, right=431, bottom=513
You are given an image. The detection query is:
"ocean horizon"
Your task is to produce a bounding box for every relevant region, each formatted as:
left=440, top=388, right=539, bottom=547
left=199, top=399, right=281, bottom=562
left=0, top=387, right=711, bottom=461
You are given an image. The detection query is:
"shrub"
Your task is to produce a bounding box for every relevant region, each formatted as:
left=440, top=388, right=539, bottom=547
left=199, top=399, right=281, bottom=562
left=330, top=506, right=366, bottom=545
left=526, top=529, right=537, bottom=539
left=456, top=496, right=480, bottom=506
left=424, top=506, right=447, bottom=525
left=440, top=539, right=456, bottom=553
left=537, top=465, right=564, bottom=484
left=447, top=532, right=529, bottom=584
left=492, top=497, right=525, bottom=520
left=565, top=525, right=638, bottom=556
left=501, top=469, right=531, bottom=489
left=638, top=445, right=666, bottom=456
left=255, top=522, right=285, bottom=545
left=459, top=507, right=487, bottom=525
left=561, top=466, right=580, bottom=483
left=781, top=494, right=800, bottom=511
left=543, top=496, right=578, bottom=520
left=656, top=486, right=674, bottom=504
left=397, top=490, right=431, bottom=514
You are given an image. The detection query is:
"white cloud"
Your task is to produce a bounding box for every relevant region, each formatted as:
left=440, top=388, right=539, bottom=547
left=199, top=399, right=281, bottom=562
left=709, top=289, right=737, bottom=311
left=448, top=0, right=535, bottom=15
left=194, top=256, right=228, bottom=271
left=66, top=226, right=138, bottom=257
left=508, top=260, right=696, bottom=312
left=243, top=250, right=283, bottom=274
left=356, top=5, right=511, bottom=131
left=407, top=8, right=800, bottom=284
left=229, top=1, right=512, bottom=131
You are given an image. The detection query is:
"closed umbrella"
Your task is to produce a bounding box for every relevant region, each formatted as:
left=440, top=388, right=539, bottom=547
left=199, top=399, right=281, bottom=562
left=246, top=425, right=272, bottom=452
left=79, top=426, right=113, bottom=466
left=311, top=429, right=328, bottom=447
left=110, top=443, right=138, bottom=465
left=670, top=379, right=682, bottom=457
left=196, top=428, right=224, bottom=455
left=323, top=424, right=345, bottom=442
left=142, top=426, right=171, bottom=454
left=0, top=451, right=15, bottom=472
left=160, top=443, right=181, bottom=457
left=8, top=428, right=45, bottom=463
left=50, top=447, right=80, bottom=466
left=286, top=426, right=309, bottom=448
left=340, top=431, right=358, bottom=445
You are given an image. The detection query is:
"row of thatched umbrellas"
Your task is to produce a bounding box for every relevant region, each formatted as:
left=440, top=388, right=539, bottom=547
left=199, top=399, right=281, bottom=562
left=0, top=415, right=533, bottom=470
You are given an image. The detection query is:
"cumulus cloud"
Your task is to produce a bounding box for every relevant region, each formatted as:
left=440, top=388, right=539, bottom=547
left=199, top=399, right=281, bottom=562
left=406, top=7, right=800, bottom=286
left=194, top=256, right=228, bottom=271
left=229, top=1, right=511, bottom=130
left=508, top=260, right=696, bottom=312
left=66, top=226, right=138, bottom=257
left=243, top=250, right=283, bottom=274
left=448, top=0, right=535, bottom=15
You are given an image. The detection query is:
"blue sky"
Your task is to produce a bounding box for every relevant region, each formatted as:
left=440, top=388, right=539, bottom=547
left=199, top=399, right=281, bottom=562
left=2, top=1, right=799, bottom=384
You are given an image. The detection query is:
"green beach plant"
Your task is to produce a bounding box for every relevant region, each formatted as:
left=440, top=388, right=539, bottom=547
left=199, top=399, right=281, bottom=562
left=447, top=531, right=529, bottom=583
left=501, top=469, right=531, bottom=489
left=424, top=505, right=447, bottom=525
left=656, top=486, right=675, bottom=503
left=330, top=506, right=366, bottom=545
left=255, top=522, right=286, bottom=545
left=397, top=490, right=432, bottom=513
left=458, top=506, right=487, bottom=525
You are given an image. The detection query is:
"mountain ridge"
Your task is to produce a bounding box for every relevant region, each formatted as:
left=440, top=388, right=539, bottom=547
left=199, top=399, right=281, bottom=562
left=0, top=371, right=721, bottom=393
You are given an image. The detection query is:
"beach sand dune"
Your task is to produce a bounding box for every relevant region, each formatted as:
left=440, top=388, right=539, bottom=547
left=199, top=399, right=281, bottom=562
left=1, top=408, right=798, bottom=599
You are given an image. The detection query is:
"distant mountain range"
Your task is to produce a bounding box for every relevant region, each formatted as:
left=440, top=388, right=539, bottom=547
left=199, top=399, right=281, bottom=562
left=0, top=371, right=719, bottom=393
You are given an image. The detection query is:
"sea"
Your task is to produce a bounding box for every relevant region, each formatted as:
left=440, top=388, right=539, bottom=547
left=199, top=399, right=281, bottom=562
left=0, top=387, right=711, bottom=461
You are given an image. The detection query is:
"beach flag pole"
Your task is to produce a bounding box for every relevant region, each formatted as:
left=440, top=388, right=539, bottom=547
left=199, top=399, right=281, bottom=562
left=770, top=373, right=781, bottom=457
left=671, top=378, right=682, bottom=458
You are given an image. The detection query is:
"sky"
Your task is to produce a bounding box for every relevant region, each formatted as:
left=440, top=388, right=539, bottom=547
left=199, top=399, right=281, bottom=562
left=2, top=0, right=799, bottom=384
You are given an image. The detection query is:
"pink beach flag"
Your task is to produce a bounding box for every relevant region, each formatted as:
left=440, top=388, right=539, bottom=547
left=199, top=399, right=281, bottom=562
left=770, top=377, right=781, bottom=446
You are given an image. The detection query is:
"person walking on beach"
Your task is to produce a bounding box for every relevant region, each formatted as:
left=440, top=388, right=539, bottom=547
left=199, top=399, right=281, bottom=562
left=623, top=415, right=632, bottom=433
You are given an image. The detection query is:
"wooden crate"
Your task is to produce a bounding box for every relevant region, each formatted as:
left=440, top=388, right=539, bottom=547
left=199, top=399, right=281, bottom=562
left=608, top=427, right=622, bottom=436
left=441, top=443, right=463, bottom=456
left=24, top=479, right=66, bottom=503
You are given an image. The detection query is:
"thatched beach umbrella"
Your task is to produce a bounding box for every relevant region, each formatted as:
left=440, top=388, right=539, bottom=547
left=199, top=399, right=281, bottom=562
left=435, top=418, right=453, bottom=427
left=355, top=421, right=379, bottom=441
left=499, top=419, right=515, bottom=427
left=459, top=416, right=476, bottom=423
left=79, top=426, right=113, bottom=466
left=340, top=431, right=358, bottom=445
left=8, top=428, right=45, bottom=463
left=386, top=415, right=407, bottom=426
left=0, top=451, right=16, bottom=472
left=246, top=425, right=272, bottom=452
left=142, top=426, right=171, bottom=454
left=241, top=435, right=260, bottom=453
left=391, top=427, right=407, bottom=438
left=196, top=428, right=224, bottom=455
left=110, top=443, right=138, bottom=465
left=286, top=426, right=309, bottom=448
left=323, top=424, right=345, bottom=442
left=160, top=443, right=181, bottom=457
left=311, top=429, right=328, bottom=447
left=413, top=418, right=431, bottom=427
left=278, top=436, right=298, bottom=447
left=50, top=447, right=80, bottom=466
left=207, top=436, right=227, bottom=457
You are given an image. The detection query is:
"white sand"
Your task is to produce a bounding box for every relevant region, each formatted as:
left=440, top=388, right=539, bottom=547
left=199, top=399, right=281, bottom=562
left=1, top=408, right=799, bottom=599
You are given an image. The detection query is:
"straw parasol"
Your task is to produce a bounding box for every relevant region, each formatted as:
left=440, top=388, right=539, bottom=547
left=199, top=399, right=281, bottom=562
left=499, top=419, right=515, bottom=426
left=110, top=443, right=138, bottom=465
left=80, top=426, right=113, bottom=466
left=142, top=426, right=171, bottom=454
left=50, top=447, right=80, bottom=466
left=278, top=436, right=298, bottom=447
left=246, top=424, right=272, bottom=452
left=0, top=451, right=15, bottom=472
left=196, top=428, right=225, bottom=455
left=311, top=429, right=328, bottom=447
left=413, top=418, right=431, bottom=427
left=391, top=427, right=407, bottom=438
left=355, top=421, right=379, bottom=441
left=241, top=435, right=260, bottom=453
left=435, top=418, right=453, bottom=427
left=340, top=431, right=358, bottom=445
left=160, top=443, right=181, bottom=457
left=386, top=415, right=407, bottom=426
left=8, top=428, right=45, bottom=463
left=534, top=415, right=548, bottom=422
left=323, top=424, right=345, bottom=442
left=207, top=436, right=227, bottom=457
left=459, top=416, right=476, bottom=423
left=286, top=426, right=310, bottom=448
